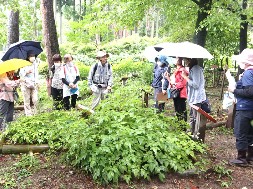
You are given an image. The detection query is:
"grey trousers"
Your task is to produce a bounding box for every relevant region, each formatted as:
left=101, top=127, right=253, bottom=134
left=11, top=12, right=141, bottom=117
left=189, top=103, right=201, bottom=135
left=0, top=99, right=14, bottom=131
left=91, top=87, right=108, bottom=110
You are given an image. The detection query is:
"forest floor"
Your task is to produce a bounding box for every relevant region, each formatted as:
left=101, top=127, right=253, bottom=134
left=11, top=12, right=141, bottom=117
left=1, top=87, right=253, bottom=189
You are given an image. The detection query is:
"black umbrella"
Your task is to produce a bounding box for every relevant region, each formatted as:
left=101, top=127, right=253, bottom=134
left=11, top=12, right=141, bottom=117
left=1, top=40, right=43, bottom=61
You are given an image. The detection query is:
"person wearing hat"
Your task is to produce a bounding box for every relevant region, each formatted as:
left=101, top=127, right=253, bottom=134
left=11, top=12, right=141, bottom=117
left=87, top=50, right=113, bottom=110
left=151, top=55, right=170, bottom=113
left=19, top=50, right=39, bottom=116
left=228, top=48, right=253, bottom=166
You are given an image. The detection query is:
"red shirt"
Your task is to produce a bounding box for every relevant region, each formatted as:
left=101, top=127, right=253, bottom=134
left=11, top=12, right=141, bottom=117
left=173, top=66, right=188, bottom=98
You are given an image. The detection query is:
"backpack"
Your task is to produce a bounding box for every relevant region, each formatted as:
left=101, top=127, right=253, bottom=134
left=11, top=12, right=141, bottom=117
left=92, top=63, right=111, bottom=78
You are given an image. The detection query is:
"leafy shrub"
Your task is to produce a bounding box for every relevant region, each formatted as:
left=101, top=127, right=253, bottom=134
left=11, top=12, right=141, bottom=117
left=112, top=58, right=153, bottom=84
left=3, top=111, right=88, bottom=151
left=3, top=79, right=206, bottom=185
left=38, top=61, right=48, bottom=77
left=75, top=62, right=90, bottom=80
left=63, top=81, right=205, bottom=184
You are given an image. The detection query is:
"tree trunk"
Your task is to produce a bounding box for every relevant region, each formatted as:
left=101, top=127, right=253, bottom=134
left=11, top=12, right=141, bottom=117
left=237, top=0, right=248, bottom=76
left=73, top=0, right=77, bottom=20
left=95, top=34, right=100, bottom=45
left=59, top=0, right=63, bottom=44
left=151, top=20, right=155, bottom=38
left=155, top=11, right=159, bottom=38
left=192, top=0, right=212, bottom=67
left=7, top=10, right=19, bottom=48
left=1, top=144, right=49, bottom=154
left=206, top=121, right=227, bottom=130
left=40, top=0, right=60, bottom=68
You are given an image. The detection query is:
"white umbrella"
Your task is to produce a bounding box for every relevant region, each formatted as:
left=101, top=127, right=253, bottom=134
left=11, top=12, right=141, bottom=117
left=142, top=46, right=159, bottom=63
left=158, top=41, right=213, bottom=59
left=142, top=43, right=178, bottom=63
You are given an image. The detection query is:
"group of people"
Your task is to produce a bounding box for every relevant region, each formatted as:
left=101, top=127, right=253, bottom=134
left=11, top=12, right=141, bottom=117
left=49, top=53, right=80, bottom=110
left=0, top=50, right=113, bottom=131
left=1, top=45, right=253, bottom=167
left=152, top=49, right=253, bottom=167
left=49, top=50, right=113, bottom=111
left=152, top=55, right=206, bottom=136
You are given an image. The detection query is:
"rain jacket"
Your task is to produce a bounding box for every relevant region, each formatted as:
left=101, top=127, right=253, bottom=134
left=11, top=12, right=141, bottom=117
left=234, top=69, right=253, bottom=110
left=172, top=66, right=188, bottom=98
left=151, top=66, right=169, bottom=90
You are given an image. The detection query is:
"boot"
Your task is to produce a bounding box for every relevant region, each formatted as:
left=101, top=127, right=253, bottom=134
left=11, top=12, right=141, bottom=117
left=246, top=146, right=253, bottom=163
left=229, top=150, right=248, bottom=166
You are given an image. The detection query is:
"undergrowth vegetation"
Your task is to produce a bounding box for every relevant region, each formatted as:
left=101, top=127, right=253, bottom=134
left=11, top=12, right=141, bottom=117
left=2, top=78, right=207, bottom=184
left=1, top=38, right=208, bottom=184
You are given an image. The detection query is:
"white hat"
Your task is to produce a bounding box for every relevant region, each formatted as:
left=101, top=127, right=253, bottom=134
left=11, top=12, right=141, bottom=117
left=232, top=48, right=253, bottom=65
left=96, top=51, right=109, bottom=58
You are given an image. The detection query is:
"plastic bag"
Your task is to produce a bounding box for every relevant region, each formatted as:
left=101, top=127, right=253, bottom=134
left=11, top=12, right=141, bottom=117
left=70, top=87, right=78, bottom=94
left=225, top=70, right=236, bottom=89
left=222, top=92, right=235, bottom=109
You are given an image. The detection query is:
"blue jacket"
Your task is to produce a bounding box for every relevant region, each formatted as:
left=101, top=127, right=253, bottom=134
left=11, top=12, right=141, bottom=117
left=151, top=66, right=169, bottom=90
left=234, top=69, right=253, bottom=111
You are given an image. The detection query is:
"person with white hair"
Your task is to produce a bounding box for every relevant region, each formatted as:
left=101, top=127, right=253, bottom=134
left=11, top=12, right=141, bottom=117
left=87, top=50, right=113, bottom=110
left=228, top=48, right=253, bottom=166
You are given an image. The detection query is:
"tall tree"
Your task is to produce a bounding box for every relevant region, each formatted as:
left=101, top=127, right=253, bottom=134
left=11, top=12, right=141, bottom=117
left=192, top=0, right=212, bottom=47
left=240, top=0, right=248, bottom=53
left=40, top=0, right=60, bottom=68
left=7, top=10, right=19, bottom=47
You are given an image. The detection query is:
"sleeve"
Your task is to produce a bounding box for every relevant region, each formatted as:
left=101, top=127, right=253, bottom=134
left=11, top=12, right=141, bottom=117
left=234, top=86, right=253, bottom=98
left=107, top=65, right=113, bottom=87
left=187, top=66, right=202, bottom=89
left=73, top=76, right=80, bottom=84
left=62, top=78, right=70, bottom=86
left=87, top=64, right=95, bottom=87
left=1, top=76, right=18, bottom=88
left=162, top=78, right=169, bottom=90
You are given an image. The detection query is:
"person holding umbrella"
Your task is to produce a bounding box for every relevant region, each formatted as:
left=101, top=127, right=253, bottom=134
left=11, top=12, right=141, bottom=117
left=0, top=71, right=21, bottom=131
left=181, top=58, right=206, bottom=137
left=19, top=50, right=40, bottom=116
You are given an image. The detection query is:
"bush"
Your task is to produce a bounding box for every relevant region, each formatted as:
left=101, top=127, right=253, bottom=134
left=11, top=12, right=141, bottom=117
left=4, top=80, right=206, bottom=185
